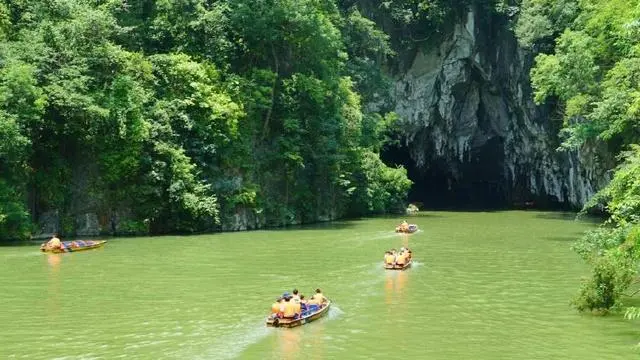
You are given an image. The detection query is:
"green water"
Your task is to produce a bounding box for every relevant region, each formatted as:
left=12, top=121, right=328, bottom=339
left=1, top=211, right=638, bottom=359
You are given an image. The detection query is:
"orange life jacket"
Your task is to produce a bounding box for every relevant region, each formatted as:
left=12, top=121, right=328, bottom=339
left=271, top=302, right=280, bottom=314
left=283, top=301, right=297, bottom=318
left=384, top=254, right=395, bottom=264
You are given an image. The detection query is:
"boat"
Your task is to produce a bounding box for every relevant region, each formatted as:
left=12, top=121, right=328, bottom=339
left=40, top=240, right=107, bottom=253
left=384, top=258, right=412, bottom=270
left=395, top=224, right=418, bottom=233
left=266, top=300, right=331, bottom=328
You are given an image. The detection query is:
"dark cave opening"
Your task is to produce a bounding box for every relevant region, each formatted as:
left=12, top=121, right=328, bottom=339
left=381, top=137, right=575, bottom=210
left=381, top=140, right=507, bottom=210
left=380, top=138, right=570, bottom=211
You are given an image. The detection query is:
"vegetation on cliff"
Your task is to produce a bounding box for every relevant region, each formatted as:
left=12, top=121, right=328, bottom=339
left=517, top=0, right=640, bottom=313
left=0, top=0, right=414, bottom=240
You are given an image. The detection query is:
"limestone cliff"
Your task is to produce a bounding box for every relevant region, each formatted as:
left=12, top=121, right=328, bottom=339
left=386, top=7, right=609, bottom=207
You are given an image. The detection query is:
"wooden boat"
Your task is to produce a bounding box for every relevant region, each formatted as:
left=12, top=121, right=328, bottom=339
left=384, top=259, right=412, bottom=270
left=395, top=224, right=418, bottom=233
left=266, top=300, right=331, bottom=328
left=41, top=240, right=107, bottom=253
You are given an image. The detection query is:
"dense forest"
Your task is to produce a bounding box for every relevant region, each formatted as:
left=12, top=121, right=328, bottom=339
left=516, top=0, right=640, bottom=315
left=0, top=0, right=430, bottom=240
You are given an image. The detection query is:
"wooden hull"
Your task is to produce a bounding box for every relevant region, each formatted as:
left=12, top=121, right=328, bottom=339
left=395, top=225, right=418, bottom=233
left=384, top=259, right=412, bottom=270
left=266, top=300, right=331, bottom=328
left=41, top=240, right=107, bottom=253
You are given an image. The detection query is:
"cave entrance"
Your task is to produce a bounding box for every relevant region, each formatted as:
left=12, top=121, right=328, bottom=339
left=381, top=137, right=508, bottom=210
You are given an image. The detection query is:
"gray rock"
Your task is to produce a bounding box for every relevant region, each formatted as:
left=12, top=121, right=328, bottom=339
left=75, top=213, right=100, bottom=237
left=386, top=7, right=609, bottom=207
left=34, top=210, right=60, bottom=239
left=221, top=207, right=266, bottom=231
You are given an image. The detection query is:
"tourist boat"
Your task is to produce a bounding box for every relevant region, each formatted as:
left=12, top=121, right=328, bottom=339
left=395, top=224, right=418, bottom=233
left=384, top=258, right=412, bottom=270
left=40, top=240, right=107, bottom=253
left=266, top=300, right=331, bottom=328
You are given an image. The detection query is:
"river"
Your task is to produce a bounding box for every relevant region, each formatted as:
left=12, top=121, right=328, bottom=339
left=1, top=211, right=638, bottom=359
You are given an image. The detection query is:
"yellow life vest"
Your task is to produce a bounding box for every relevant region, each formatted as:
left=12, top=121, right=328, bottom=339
left=283, top=301, right=296, bottom=318
left=384, top=254, right=395, bottom=264
left=271, top=302, right=280, bottom=314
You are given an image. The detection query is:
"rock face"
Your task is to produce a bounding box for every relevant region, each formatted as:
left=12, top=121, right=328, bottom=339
left=389, top=7, right=609, bottom=208
left=221, top=207, right=266, bottom=231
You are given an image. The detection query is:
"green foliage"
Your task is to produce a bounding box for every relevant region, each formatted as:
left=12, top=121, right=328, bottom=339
left=116, top=219, right=149, bottom=236
left=341, top=9, right=394, bottom=102
left=515, top=0, right=579, bottom=49
left=0, top=0, right=412, bottom=241
left=625, top=306, right=640, bottom=320
left=573, top=247, right=636, bottom=312
left=572, top=148, right=640, bottom=312
left=531, top=30, right=599, bottom=105
left=525, top=0, right=640, bottom=150
left=0, top=2, right=9, bottom=40
left=519, top=0, right=640, bottom=316
left=0, top=179, right=31, bottom=241
left=583, top=146, right=640, bottom=225
left=349, top=150, right=413, bottom=214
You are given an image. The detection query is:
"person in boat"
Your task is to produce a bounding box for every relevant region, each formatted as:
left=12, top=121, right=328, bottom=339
left=282, top=296, right=299, bottom=319
left=310, top=288, right=327, bottom=306
left=384, top=251, right=395, bottom=266
left=293, top=297, right=302, bottom=317
left=276, top=292, right=290, bottom=317
left=43, top=233, right=62, bottom=250
left=395, top=250, right=407, bottom=266
left=292, top=289, right=301, bottom=303
left=271, top=297, right=282, bottom=318
left=405, top=247, right=412, bottom=260
left=299, top=295, right=308, bottom=312
left=398, top=246, right=407, bottom=257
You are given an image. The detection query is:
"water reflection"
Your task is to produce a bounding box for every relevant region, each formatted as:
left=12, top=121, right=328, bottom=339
left=308, top=318, right=325, bottom=360
left=46, top=254, right=62, bottom=321
left=46, top=253, right=62, bottom=269
left=400, top=233, right=409, bottom=248
left=384, top=269, right=409, bottom=305
left=277, top=328, right=301, bottom=360
left=274, top=315, right=328, bottom=360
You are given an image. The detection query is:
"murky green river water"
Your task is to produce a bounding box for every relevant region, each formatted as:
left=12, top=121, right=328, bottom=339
left=1, top=211, right=638, bottom=359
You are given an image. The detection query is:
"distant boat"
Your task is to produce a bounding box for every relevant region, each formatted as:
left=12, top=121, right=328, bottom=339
left=41, top=240, right=107, bottom=253
left=266, top=300, right=331, bottom=328
left=395, top=224, right=418, bottom=233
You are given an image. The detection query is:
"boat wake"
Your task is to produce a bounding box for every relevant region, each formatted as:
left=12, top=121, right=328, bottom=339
left=327, top=305, right=344, bottom=320
left=2, top=252, right=44, bottom=259
left=191, top=320, right=272, bottom=360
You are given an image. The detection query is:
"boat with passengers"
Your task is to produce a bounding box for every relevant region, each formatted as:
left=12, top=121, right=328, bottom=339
left=384, top=247, right=412, bottom=270
left=395, top=221, right=418, bottom=233
left=266, top=289, right=331, bottom=328
left=41, top=239, right=107, bottom=253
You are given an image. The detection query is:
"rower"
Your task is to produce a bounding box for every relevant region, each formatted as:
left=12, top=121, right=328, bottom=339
left=384, top=251, right=395, bottom=265
left=45, top=233, right=62, bottom=250
left=310, top=288, right=327, bottom=305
